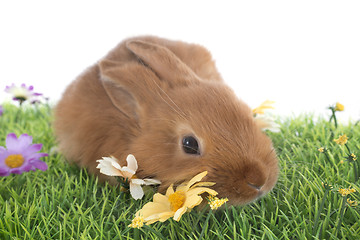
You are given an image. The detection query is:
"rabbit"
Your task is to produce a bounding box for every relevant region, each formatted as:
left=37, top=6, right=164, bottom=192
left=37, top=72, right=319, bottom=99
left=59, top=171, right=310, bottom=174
left=54, top=36, right=279, bottom=205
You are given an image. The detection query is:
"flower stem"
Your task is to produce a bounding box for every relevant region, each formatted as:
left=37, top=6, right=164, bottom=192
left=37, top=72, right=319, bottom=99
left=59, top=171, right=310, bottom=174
left=335, top=196, right=347, bottom=236
left=330, top=109, right=338, bottom=128
left=313, top=188, right=329, bottom=237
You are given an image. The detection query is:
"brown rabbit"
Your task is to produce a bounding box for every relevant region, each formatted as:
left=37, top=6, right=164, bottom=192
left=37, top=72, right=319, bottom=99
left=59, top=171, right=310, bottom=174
left=54, top=36, right=278, bottom=205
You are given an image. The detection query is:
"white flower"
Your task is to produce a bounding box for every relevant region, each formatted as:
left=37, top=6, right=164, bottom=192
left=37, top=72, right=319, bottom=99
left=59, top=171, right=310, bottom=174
left=96, top=154, right=161, bottom=200
left=254, top=114, right=280, bottom=132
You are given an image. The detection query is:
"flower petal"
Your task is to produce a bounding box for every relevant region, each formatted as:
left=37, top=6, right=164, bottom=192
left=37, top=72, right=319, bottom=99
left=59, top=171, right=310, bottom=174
left=26, top=143, right=43, bottom=153
left=130, top=182, right=144, bottom=200
left=187, top=187, right=218, bottom=198
left=190, top=181, right=216, bottom=189
left=143, top=178, right=161, bottom=185
left=96, top=161, right=123, bottom=176
left=184, top=195, right=203, bottom=209
left=16, top=134, right=33, bottom=150
left=173, top=206, right=187, bottom=221
left=5, top=133, right=19, bottom=151
left=158, top=212, right=175, bottom=222
left=120, top=167, right=136, bottom=176
left=137, top=202, right=171, bottom=219
left=186, top=171, right=207, bottom=189
left=31, top=160, right=48, bottom=171
left=153, top=193, right=170, bottom=205
left=126, top=154, right=138, bottom=172
left=165, top=184, right=175, bottom=196
left=131, top=178, right=146, bottom=185
left=0, top=168, right=10, bottom=176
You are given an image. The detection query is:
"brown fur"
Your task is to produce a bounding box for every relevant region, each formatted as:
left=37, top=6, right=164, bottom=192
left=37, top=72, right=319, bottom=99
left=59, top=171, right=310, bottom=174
left=54, top=36, right=279, bottom=205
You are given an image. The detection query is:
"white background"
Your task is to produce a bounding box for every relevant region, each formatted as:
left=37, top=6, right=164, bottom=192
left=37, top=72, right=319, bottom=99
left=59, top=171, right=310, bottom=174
left=1, top=1, right=359, bottom=122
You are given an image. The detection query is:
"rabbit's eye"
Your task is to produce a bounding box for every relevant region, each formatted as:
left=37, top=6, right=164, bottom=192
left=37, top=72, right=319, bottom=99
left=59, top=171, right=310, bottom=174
left=182, top=136, right=200, bottom=155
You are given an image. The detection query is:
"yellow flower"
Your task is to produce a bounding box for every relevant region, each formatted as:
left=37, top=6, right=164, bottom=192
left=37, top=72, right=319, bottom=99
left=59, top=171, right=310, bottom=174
left=252, top=100, right=275, bottom=115
left=347, top=199, right=359, bottom=207
left=350, top=153, right=357, bottom=161
left=207, top=195, right=229, bottom=210
left=338, top=187, right=356, bottom=197
left=133, top=171, right=217, bottom=225
left=334, top=102, right=344, bottom=111
left=128, top=216, right=144, bottom=228
left=318, top=147, right=324, bottom=153
left=333, top=134, right=348, bottom=145
left=340, top=160, right=344, bottom=164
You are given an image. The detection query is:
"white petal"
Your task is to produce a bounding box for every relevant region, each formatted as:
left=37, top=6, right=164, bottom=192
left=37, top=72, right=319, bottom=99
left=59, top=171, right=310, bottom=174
left=126, top=154, right=138, bottom=172
left=130, top=182, right=144, bottom=200
left=131, top=179, right=146, bottom=185
left=96, top=157, right=124, bottom=177
left=121, top=166, right=136, bottom=175
left=143, top=178, right=161, bottom=185
left=98, top=166, right=123, bottom=177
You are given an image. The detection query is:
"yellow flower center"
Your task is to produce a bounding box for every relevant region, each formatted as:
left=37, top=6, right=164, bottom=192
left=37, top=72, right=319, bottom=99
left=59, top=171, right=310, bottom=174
left=5, top=154, right=25, bottom=168
left=168, top=190, right=186, bottom=211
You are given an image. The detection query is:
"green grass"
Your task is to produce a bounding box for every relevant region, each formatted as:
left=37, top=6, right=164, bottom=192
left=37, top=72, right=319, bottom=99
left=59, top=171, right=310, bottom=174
left=0, top=103, right=359, bottom=240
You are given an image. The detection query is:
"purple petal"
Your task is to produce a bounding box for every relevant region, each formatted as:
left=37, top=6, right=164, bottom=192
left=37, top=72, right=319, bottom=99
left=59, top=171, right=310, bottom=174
left=0, top=146, right=6, bottom=154
left=0, top=168, right=10, bottom=176
left=7, top=133, right=33, bottom=152
left=33, top=92, right=42, bottom=96
left=28, top=152, right=48, bottom=159
left=5, top=133, right=19, bottom=150
left=20, top=163, right=33, bottom=172
left=10, top=168, right=24, bottom=175
left=32, top=160, right=48, bottom=171
left=28, top=85, right=34, bottom=91
left=27, top=143, right=43, bottom=153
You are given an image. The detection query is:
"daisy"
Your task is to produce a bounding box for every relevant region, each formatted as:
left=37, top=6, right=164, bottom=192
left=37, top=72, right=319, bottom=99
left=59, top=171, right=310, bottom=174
left=0, top=133, right=48, bottom=176
left=5, top=83, right=42, bottom=105
left=96, top=154, right=161, bottom=200
left=133, top=171, right=217, bottom=225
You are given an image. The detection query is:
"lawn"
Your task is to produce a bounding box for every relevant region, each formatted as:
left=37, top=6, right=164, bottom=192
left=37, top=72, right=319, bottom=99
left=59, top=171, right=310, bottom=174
left=0, top=103, right=359, bottom=240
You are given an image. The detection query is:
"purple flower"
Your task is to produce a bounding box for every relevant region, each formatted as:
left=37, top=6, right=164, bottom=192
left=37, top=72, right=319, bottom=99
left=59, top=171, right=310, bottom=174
left=0, top=105, right=3, bottom=116
left=5, top=83, right=42, bottom=104
left=0, top=133, right=48, bottom=176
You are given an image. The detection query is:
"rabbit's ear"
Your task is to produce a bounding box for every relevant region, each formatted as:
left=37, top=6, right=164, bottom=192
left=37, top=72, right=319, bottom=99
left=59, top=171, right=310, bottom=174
left=99, top=60, right=162, bottom=119
left=126, top=40, right=200, bottom=87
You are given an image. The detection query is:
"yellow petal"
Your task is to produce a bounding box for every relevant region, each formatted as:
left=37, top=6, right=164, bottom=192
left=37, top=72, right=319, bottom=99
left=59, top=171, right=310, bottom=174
left=187, top=187, right=218, bottom=197
left=186, top=171, right=208, bottom=189
left=158, top=212, right=175, bottom=222
left=137, top=202, right=171, bottom=219
left=166, top=184, right=175, bottom=196
left=184, top=195, right=203, bottom=209
left=190, top=182, right=216, bottom=189
left=173, top=206, right=187, bottom=221
left=153, top=193, right=170, bottom=206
